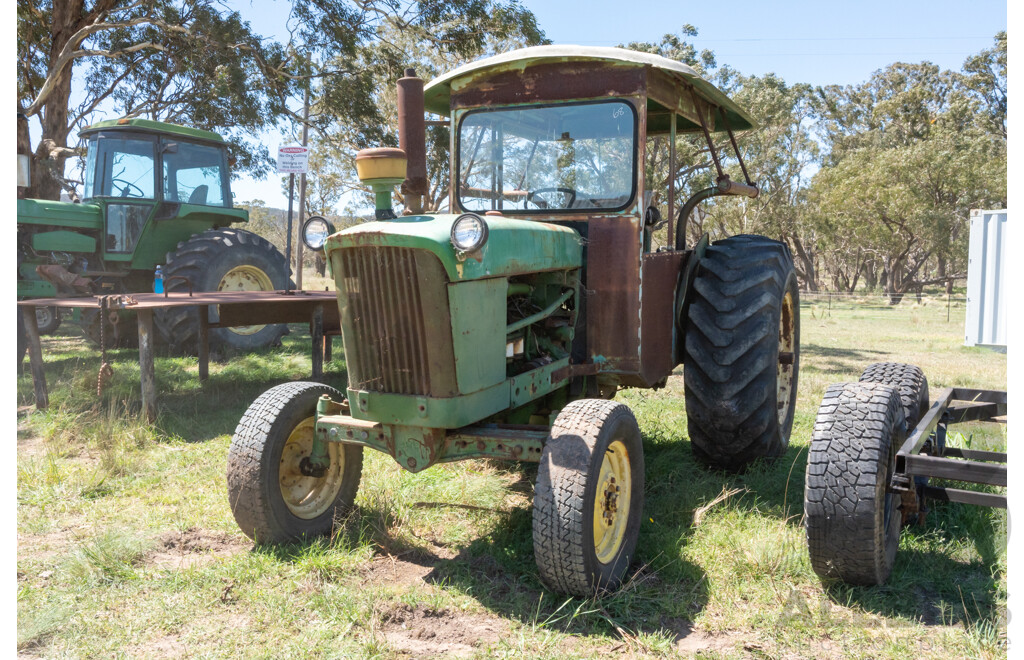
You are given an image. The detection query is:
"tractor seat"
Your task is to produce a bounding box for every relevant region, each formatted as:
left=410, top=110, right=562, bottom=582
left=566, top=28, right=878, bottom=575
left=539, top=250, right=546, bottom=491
left=188, top=185, right=209, bottom=205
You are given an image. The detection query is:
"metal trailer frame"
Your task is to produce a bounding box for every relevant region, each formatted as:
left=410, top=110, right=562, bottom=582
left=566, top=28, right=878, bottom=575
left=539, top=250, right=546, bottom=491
left=891, top=387, right=1007, bottom=518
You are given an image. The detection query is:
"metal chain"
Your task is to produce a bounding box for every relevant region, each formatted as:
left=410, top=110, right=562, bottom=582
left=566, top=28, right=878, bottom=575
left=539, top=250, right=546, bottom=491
left=96, top=296, right=112, bottom=396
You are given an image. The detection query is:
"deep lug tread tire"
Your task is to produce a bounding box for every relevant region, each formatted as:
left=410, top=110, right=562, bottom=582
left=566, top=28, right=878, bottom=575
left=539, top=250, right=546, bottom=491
left=805, top=381, right=906, bottom=585
left=227, top=381, right=362, bottom=544
left=156, top=228, right=291, bottom=352
left=533, top=399, right=645, bottom=596
left=80, top=308, right=139, bottom=349
left=859, top=362, right=929, bottom=429
left=683, top=234, right=800, bottom=471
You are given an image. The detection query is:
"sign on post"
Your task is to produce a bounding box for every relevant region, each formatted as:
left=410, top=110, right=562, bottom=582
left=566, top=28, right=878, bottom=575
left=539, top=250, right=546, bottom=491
left=277, top=145, right=309, bottom=174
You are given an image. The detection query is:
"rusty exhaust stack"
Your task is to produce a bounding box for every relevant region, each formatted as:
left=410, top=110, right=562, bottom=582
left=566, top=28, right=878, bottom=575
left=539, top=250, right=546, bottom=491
left=397, top=68, right=428, bottom=215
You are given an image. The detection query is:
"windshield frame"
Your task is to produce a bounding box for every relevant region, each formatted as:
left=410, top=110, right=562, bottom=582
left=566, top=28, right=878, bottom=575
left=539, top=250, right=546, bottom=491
left=455, top=99, right=639, bottom=216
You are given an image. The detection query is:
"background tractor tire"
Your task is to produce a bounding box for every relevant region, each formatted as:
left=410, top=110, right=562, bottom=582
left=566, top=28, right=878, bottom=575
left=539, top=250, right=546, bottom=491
left=227, top=381, right=363, bottom=544
left=805, top=382, right=906, bottom=585
left=533, top=399, right=645, bottom=596
left=683, top=234, right=800, bottom=471
left=859, top=362, right=930, bottom=429
left=35, top=306, right=61, bottom=335
left=156, top=228, right=291, bottom=352
left=80, top=308, right=139, bottom=349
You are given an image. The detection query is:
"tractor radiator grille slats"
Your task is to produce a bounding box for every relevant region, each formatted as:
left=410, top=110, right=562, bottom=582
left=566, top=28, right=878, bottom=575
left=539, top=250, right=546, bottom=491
left=338, top=246, right=431, bottom=395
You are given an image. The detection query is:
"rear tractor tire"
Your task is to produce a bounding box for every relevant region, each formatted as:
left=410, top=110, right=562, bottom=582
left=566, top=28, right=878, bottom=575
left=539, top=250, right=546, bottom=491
left=683, top=234, right=800, bottom=471
left=533, top=399, right=645, bottom=596
left=804, top=382, right=906, bottom=585
left=227, top=382, right=363, bottom=544
left=156, top=228, right=291, bottom=352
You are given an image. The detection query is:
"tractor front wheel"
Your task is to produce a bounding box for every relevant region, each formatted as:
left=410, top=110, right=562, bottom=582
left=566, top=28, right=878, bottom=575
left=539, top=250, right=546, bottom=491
left=35, top=306, right=61, bottom=335
left=156, top=228, right=291, bottom=352
left=532, top=399, right=645, bottom=596
left=227, top=382, right=363, bottom=543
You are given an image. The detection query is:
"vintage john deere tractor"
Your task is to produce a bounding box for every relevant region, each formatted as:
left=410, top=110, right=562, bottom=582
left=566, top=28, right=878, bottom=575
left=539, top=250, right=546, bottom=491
left=228, top=46, right=800, bottom=596
left=17, top=118, right=290, bottom=350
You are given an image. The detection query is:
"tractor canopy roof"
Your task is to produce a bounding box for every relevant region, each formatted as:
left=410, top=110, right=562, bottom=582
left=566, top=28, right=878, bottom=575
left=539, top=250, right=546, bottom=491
left=423, top=45, right=755, bottom=132
left=81, top=118, right=226, bottom=144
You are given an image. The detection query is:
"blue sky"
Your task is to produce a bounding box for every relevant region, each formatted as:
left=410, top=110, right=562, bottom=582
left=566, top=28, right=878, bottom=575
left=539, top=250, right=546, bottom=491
left=226, top=0, right=1007, bottom=209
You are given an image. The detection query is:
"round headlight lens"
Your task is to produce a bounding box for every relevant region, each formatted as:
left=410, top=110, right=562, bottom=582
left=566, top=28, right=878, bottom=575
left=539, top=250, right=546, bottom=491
left=450, top=214, right=489, bottom=253
left=302, top=216, right=335, bottom=250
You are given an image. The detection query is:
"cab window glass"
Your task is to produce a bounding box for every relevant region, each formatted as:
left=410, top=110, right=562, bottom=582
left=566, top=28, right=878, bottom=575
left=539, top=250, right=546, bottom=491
left=458, top=100, right=637, bottom=213
left=91, top=136, right=156, bottom=199
left=162, top=141, right=228, bottom=206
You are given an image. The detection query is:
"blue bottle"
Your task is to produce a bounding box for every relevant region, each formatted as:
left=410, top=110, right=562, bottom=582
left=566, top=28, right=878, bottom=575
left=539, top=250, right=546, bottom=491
left=154, top=265, right=164, bottom=294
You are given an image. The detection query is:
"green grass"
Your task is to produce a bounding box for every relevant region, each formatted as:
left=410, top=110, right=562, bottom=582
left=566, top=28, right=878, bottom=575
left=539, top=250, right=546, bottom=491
left=17, top=302, right=1006, bottom=658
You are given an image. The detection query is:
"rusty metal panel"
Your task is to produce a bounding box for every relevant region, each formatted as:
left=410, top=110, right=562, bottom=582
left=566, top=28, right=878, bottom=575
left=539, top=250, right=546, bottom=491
left=216, top=299, right=339, bottom=330
left=637, top=251, right=686, bottom=386
left=585, top=216, right=642, bottom=371
left=450, top=62, right=646, bottom=110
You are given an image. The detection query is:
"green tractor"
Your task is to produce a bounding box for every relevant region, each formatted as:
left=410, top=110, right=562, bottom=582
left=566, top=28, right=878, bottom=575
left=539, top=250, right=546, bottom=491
left=17, top=118, right=291, bottom=351
left=227, top=46, right=801, bottom=596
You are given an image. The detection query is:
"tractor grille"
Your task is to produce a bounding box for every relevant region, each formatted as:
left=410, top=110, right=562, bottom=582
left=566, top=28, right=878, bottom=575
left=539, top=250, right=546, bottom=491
left=336, top=246, right=436, bottom=395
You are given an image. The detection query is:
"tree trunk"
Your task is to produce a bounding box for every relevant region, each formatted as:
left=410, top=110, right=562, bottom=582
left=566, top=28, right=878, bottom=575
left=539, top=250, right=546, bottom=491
left=938, top=255, right=953, bottom=294
left=26, top=0, right=88, bottom=200
left=17, top=106, right=32, bottom=199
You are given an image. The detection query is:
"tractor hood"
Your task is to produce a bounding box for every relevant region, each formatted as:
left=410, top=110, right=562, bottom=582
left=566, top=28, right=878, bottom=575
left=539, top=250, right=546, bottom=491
left=324, top=214, right=582, bottom=281
left=17, top=198, right=102, bottom=231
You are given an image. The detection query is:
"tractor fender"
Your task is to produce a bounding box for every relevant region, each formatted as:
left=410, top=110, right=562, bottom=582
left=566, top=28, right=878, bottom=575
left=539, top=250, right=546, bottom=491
left=673, top=232, right=709, bottom=361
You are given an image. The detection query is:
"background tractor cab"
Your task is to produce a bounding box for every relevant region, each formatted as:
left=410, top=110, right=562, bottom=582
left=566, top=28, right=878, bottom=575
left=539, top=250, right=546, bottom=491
left=228, top=46, right=800, bottom=599
left=17, top=118, right=291, bottom=350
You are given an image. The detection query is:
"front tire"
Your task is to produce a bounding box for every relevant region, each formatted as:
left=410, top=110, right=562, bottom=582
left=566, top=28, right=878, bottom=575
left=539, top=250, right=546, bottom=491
left=35, top=306, right=61, bottom=335
left=227, top=382, right=363, bottom=543
left=683, top=235, right=800, bottom=471
left=805, top=382, right=906, bottom=585
left=157, top=228, right=291, bottom=352
left=533, top=399, right=645, bottom=596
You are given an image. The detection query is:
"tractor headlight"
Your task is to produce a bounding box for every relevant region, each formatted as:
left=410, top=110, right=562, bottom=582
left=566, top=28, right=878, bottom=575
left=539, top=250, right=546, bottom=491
left=302, top=215, right=335, bottom=250
left=450, top=213, right=488, bottom=253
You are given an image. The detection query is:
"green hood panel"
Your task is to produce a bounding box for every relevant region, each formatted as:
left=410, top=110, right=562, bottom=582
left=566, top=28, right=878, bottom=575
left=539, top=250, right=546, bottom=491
left=18, top=199, right=102, bottom=230
left=324, top=214, right=582, bottom=281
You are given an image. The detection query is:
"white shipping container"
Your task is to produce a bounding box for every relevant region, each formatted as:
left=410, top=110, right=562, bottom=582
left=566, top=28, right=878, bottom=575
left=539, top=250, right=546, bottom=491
left=965, top=209, right=1007, bottom=347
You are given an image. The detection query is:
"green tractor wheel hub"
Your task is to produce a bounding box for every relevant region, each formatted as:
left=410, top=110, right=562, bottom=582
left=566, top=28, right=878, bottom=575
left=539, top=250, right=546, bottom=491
left=218, top=265, right=275, bottom=335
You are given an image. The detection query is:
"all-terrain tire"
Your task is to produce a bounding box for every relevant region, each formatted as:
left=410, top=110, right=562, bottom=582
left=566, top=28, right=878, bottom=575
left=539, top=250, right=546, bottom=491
left=683, top=234, right=800, bottom=471
left=805, top=382, right=906, bottom=585
left=228, top=382, right=362, bottom=544
left=35, top=306, right=61, bottom=335
left=156, top=228, right=291, bottom=352
left=533, top=399, right=645, bottom=596
left=859, top=362, right=929, bottom=429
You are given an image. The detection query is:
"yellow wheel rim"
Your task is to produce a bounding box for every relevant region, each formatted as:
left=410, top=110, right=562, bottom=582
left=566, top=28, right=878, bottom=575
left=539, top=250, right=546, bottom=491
left=218, top=265, right=275, bottom=336
left=278, top=417, right=345, bottom=519
left=777, top=290, right=796, bottom=425
left=593, top=439, right=632, bottom=564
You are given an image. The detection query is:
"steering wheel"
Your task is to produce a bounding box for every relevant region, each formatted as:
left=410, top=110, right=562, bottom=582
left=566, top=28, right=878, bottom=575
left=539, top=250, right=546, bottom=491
left=111, top=177, right=145, bottom=198
left=525, top=187, right=577, bottom=210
